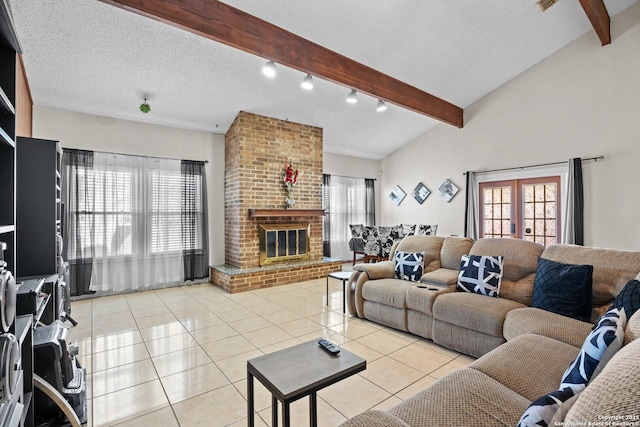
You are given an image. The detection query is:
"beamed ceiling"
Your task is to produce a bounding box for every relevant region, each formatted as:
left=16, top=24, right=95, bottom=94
left=8, top=0, right=639, bottom=159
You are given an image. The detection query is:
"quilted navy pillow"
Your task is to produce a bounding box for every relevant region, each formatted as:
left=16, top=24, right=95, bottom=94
left=518, top=307, right=627, bottom=427
left=457, top=255, right=504, bottom=297
left=610, top=279, right=640, bottom=319
left=394, top=251, right=424, bottom=282
left=532, top=258, right=593, bottom=321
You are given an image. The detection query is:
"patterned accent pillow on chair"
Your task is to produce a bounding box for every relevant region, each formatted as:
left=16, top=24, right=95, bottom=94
left=517, top=307, right=627, bottom=427
left=415, top=224, right=437, bottom=235
left=400, top=224, right=416, bottom=237
left=394, top=251, right=424, bottom=282
left=377, top=226, right=395, bottom=259
left=457, top=255, right=504, bottom=297
left=349, top=224, right=364, bottom=239
left=362, top=226, right=381, bottom=258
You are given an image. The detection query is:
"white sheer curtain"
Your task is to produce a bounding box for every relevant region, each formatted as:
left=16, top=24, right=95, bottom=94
left=89, top=152, right=184, bottom=292
left=326, top=175, right=370, bottom=261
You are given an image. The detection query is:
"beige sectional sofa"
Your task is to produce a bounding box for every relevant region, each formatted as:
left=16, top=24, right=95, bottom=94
left=342, top=235, right=640, bottom=426
left=340, top=312, right=640, bottom=426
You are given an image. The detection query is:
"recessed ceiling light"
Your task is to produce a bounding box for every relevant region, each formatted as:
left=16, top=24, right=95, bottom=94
left=262, top=60, right=276, bottom=77
left=376, top=100, right=387, bottom=112
left=346, top=89, right=358, bottom=104
left=301, top=74, right=314, bottom=90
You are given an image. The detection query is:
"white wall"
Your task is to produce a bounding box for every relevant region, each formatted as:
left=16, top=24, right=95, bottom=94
left=380, top=3, right=640, bottom=250
left=32, top=106, right=227, bottom=264
left=323, top=152, right=382, bottom=224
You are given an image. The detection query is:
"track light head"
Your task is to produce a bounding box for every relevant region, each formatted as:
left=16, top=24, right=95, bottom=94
left=376, top=100, right=387, bottom=112
left=262, top=60, right=276, bottom=77
left=301, top=74, right=314, bottom=90
left=346, top=89, right=358, bottom=104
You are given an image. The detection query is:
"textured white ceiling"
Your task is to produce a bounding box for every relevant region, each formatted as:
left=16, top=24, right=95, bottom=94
left=7, top=0, right=638, bottom=159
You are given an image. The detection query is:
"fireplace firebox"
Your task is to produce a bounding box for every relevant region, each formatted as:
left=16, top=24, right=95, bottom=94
left=259, top=223, right=311, bottom=266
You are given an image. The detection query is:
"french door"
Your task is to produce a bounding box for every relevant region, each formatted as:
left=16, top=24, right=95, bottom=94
left=479, top=176, right=561, bottom=246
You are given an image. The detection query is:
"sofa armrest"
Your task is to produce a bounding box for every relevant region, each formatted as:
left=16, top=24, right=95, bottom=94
left=348, top=262, right=395, bottom=317
left=353, top=261, right=395, bottom=279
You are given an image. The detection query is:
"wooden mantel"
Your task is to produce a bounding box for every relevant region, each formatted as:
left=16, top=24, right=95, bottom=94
left=249, top=209, right=325, bottom=218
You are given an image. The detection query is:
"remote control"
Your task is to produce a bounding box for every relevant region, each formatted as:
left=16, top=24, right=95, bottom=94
left=318, top=338, right=340, bottom=354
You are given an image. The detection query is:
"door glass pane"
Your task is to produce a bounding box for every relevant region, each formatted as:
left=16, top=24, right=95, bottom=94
left=522, top=181, right=559, bottom=246
left=481, top=184, right=512, bottom=238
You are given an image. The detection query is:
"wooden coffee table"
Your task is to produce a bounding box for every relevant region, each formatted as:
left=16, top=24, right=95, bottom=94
left=247, top=339, right=366, bottom=427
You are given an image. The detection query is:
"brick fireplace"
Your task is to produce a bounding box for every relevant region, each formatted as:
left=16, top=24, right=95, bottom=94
left=210, top=111, right=342, bottom=293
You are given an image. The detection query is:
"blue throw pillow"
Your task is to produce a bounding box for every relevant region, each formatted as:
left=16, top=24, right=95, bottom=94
left=457, top=255, right=504, bottom=297
left=394, top=251, right=424, bottom=282
left=610, top=279, right=640, bottom=319
left=532, top=258, right=593, bottom=321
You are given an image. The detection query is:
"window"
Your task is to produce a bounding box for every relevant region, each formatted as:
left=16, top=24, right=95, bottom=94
left=62, top=149, right=208, bottom=295
left=322, top=175, right=375, bottom=260
left=479, top=176, right=560, bottom=246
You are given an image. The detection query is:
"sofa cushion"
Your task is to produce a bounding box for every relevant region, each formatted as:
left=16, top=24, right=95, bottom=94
left=532, top=258, right=593, bottom=322
left=469, top=334, right=580, bottom=401
left=541, top=244, right=640, bottom=322
left=561, top=307, right=627, bottom=392
left=361, top=279, right=411, bottom=308
left=457, top=255, right=504, bottom=297
left=440, top=237, right=474, bottom=270
left=433, top=292, right=525, bottom=337
left=338, top=410, right=409, bottom=427
left=394, top=251, right=424, bottom=282
left=406, top=285, right=453, bottom=316
left=469, top=238, right=544, bottom=305
left=564, top=339, right=640, bottom=424
left=624, top=309, right=640, bottom=345
left=610, top=278, right=640, bottom=319
left=387, top=368, right=530, bottom=427
left=391, top=235, right=444, bottom=273
left=503, top=307, right=593, bottom=348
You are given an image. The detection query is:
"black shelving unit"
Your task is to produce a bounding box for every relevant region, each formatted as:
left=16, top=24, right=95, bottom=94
left=16, top=138, right=62, bottom=277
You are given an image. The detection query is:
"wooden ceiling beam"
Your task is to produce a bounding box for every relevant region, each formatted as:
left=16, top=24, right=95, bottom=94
left=578, top=0, right=611, bottom=46
left=98, top=0, right=463, bottom=128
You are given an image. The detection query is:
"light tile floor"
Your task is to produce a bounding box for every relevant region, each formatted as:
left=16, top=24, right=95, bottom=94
left=68, top=269, right=475, bottom=427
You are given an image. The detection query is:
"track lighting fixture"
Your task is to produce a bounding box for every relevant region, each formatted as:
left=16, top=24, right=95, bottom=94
left=262, top=60, right=276, bottom=77
left=346, top=89, right=358, bottom=104
left=376, top=100, right=387, bottom=112
left=301, top=74, right=314, bottom=90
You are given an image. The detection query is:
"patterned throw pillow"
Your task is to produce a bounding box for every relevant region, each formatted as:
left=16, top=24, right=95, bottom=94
left=457, top=255, right=504, bottom=297
left=517, top=388, right=579, bottom=427
left=532, top=258, right=593, bottom=321
left=517, top=307, right=627, bottom=427
left=394, top=251, right=424, bottom=282
left=415, top=224, right=437, bottom=235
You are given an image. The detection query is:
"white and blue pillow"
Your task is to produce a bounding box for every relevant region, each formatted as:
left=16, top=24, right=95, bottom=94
left=457, top=255, right=504, bottom=297
left=394, top=251, right=424, bottom=282
left=517, top=307, right=627, bottom=427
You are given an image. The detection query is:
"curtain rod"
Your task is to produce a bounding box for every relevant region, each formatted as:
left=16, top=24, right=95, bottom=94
left=324, top=173, right=377, bottom=181
left=463, top=155, right=604, bottom=175
left=64, top=147, right=209, bottom=164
